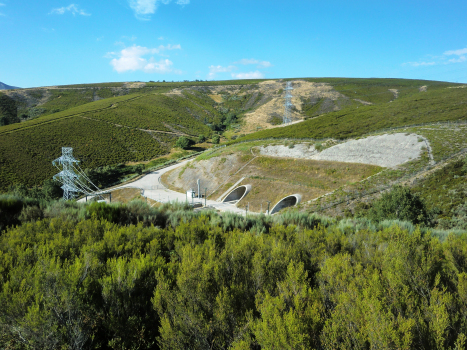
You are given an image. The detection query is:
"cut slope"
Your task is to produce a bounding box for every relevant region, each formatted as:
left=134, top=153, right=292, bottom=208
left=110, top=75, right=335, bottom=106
left=162, top=147, right=381, bottom=212
left=259, top=133, right=427, bottom=168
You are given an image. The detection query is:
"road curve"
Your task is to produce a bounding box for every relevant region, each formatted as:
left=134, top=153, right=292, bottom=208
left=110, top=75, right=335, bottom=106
left=79, top=158, right=247, bottom=215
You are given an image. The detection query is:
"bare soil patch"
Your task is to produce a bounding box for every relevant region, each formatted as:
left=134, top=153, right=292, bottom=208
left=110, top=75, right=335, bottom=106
left=123, top=82, right=146, bottom=88
left=259, top=133, right=427, bottom=168
left=208, top=94, right=223, bottom=103
left=389, top=89, right=399, bottom=99
left=240, top=80, right=345, bottom=133
left=354, top=99, right=373, bottom=105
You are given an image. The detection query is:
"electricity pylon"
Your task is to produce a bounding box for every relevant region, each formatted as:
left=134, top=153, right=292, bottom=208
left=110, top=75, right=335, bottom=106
left=283, top=81, right=293, bottom=124
left=52, top=147, right=101, bottom=200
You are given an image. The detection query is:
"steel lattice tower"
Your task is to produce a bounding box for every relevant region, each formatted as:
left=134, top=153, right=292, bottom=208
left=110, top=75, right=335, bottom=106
left=52, top=147, right=103, bottom=200
left=283, top=81, right=293, bottom=124
left=52, top=147, right=80, bottom=200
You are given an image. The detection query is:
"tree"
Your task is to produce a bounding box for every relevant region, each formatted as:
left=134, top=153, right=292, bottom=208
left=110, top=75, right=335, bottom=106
left=42, top=179, right=63, bottom=200
left=197, top=134, right=206, bottom=143
left=175, top=136, right=191, bottom=150
left=212, top=134, right=220, bottom=144
left=368, top=185, right=430, bottom=225
left=0, top=94, right=19, bottom=126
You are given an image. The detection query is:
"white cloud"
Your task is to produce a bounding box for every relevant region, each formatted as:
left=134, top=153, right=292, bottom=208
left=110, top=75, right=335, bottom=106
left=403, top=47, right=467, bottom=67
left=0, top=3, right=5, bottom=6
left=123, top=35, right=138, bottom=41
left=444, top=48, right=467, bottom=56
left=404, top=61, right=436, bottom=67
left=448, top=56, right=467, bottom=64
left=50, top=4, right=90, bottom=16
left=207, top=65, right=236, bottom=79
left=234, top=58, right=272, bottom=68
left=109, top=44, right=181, bottom=73
left=129, top=0, right=190, bottom=19
left=231, top=71, right=265, bottom=79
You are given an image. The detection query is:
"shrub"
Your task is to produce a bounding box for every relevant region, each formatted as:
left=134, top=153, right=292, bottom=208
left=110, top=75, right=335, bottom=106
left=368, top=185, right=431, bottom=225
left=175, top=136, right=192, bottom=150
left=19, top=205, right=44, bottom=222
left=86, top=201, right=121, bottom=223
left=197, top=134, right=206, bottom=143
left=0, top=195, right=23, bottom=231
left=212, top=134, right=220, bottom=144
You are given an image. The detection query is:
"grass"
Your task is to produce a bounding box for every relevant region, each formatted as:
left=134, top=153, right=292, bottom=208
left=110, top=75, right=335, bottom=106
left=232, top=157, right=381, bottom=212
left=412, top=159, right=467, bottom=219
left=107, top=188, right=143, bottom=204
left=0, top=94, right=141, bottom=135
left=0, top=117, right=166, bottom=191
left=235, top=84, right=467, bottom=142
left=0, top=89, right=223, bottom=190
left=84, top=93, right=213, bottom=135
left=2, top=77, right=466, bottom=196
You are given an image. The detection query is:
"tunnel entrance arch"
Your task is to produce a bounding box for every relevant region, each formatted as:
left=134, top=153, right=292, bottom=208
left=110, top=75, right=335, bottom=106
left=270, top=194, right=302, bottom=215
left=222, top=185, right=252, bottom=203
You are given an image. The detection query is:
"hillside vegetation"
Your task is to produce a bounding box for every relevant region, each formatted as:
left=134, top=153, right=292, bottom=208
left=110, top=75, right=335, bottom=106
left=236, top=84, right=467, bottom=142
left=1, top=199, right=467, bottom=349
left=2, top=78, right=467, bottom=349
left=0, top=78, right=465, bottom=194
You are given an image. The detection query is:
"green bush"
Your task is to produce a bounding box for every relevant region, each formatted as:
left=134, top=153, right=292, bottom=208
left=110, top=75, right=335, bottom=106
left=0, top=94, right=19, bottom=125
left=212, top=134, right=220, bottom=144
left=368, top=185, right=431, bottom=225
left=175, top=136, right=192, bottom=150
left=85, top=201, right=121, bottom=223
left=1, top=198, right=467, bottom=349
left=0, top=195, right=23, bottom=231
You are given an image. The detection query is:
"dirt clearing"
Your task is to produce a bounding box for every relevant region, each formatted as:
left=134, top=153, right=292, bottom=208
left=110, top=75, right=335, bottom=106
left=259, top=133, right=428, bottom=168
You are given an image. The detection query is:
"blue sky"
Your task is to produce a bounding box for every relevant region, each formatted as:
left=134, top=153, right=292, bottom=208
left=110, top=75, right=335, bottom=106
left=1, top=0, right=467, bottom=87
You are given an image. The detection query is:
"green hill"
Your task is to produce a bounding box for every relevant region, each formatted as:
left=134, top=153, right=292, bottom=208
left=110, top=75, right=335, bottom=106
left=0, top=79, right=268, bottom=190
left=0, top=78, right=466, bottom=192
left=236, top=80, right=465, bottom=142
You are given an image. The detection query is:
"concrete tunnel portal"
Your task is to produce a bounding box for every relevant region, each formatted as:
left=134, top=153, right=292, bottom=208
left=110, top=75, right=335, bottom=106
left=222, top=185, right=252, bottom=203
left=270, top=194, right=302, bottom=215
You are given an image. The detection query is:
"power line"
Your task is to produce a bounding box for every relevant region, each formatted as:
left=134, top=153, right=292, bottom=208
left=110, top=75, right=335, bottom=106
left=283, top=81, right=293, bottom=124
left=52, top=147, right=102, bottom=200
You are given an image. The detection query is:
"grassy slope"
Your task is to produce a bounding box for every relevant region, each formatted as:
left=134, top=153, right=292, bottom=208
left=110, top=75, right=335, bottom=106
left=1, top=78, right=465, bottom=193
left=0, top=79, right=271, bottom=190
left=0, top=117, right=165, bottom=189
left=237, top=84, right=466, bottom=142
left=412, top=159, right=467, bottom=219
left=0, top=94, right=140, bottom=135
left=0, top=92, right=214, bottom=190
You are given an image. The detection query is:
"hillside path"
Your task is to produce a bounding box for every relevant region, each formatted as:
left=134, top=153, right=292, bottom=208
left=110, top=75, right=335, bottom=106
left=79, top=116, right=189, bottom=136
